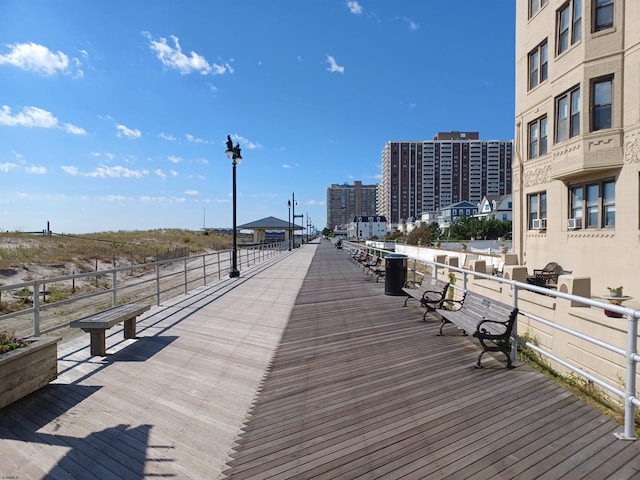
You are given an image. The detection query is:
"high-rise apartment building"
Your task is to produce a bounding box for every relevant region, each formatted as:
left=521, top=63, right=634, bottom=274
left=514, top=0, right=639, bottom=292
left=378, top=132, right=513, bottom=227
left=326, top=181, right=377, bottom=229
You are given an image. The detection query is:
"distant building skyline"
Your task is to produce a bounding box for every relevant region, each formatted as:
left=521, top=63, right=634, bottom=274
left=325, top=181, right=377, bottom=229
left=377, top=132, right=513, bottom=228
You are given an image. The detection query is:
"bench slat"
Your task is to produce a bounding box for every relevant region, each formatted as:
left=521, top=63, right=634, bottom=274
left=436, top=291, right=518, bottom=369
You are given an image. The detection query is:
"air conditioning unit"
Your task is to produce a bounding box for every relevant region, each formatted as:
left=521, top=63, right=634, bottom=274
left=567, top=218, right=582, bottom=230
left=539, top=218, right=547, bottom=230
left=532, top=218, right=541, bottom=230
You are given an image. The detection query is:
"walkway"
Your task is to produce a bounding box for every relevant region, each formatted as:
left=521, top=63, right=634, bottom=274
left=1, top=241, right=639, bottom=479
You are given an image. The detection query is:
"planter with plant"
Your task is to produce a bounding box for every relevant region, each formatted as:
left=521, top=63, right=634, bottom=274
left=607, top=286, right=623, bottom=298
left=0, top=329, right=61, bottom=409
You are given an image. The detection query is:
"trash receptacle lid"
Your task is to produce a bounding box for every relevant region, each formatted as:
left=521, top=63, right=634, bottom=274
left=385, top=253, right=407, bottom=258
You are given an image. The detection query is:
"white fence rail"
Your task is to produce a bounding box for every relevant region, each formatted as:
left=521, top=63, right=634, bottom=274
left=0, top=242, right=285, bottom=341
left=342, top=240, right=640, bottom=440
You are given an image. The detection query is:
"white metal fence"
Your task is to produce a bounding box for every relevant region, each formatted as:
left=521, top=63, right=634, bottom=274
left=342, top=240, right=640, bottom=440
left=0, top=242, right=285, bottom=341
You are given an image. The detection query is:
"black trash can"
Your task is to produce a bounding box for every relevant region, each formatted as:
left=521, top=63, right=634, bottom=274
left=385, top=253, right=408, bottom=296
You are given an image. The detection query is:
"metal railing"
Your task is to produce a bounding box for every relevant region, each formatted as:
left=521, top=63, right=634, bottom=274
left=340, top=240, right=640, bottom=440
left=0, top=242, right=285, bottom=341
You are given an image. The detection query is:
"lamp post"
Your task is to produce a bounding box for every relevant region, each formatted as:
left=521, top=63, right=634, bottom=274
left=287, top=200, right=292, bottom=251
left=225, top=135, right=242, bottom=278
left=291, top=192, right=297, bottom=248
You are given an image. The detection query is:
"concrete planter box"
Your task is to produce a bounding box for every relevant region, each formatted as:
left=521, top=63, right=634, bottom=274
left=0, top=336, right=60, bottom=409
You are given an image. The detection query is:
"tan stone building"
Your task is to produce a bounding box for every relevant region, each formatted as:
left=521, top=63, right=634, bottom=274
left=514, top=0, right=640, bottom=298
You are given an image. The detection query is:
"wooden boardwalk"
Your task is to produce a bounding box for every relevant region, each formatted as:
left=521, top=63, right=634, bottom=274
left=1, top=241, right=639, bottom=479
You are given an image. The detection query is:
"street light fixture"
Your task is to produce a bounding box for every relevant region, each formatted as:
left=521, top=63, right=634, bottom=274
left=287, top=200, right=292, bottom=251
left=225, top=135, right=242, bottom=278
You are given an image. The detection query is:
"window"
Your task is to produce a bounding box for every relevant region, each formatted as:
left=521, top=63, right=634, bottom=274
left=528, top=40, right=548, bottom=89
left=528, top=192, right=547, bottom=229
left=569, top=180, right=615, bottom=229
left=592, top=77, right=612, bottom=131
left=594, top=0, right=613, bottom=31
left=528, top=116, right=548, bottom=159
left=557, top=0, right=582, bottom=54
left=556, top=86, right=580, bottom=142
left=529, top=0, right=549, bottom=18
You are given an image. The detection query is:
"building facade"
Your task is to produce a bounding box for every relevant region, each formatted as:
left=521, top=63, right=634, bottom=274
left=514, top=0, right=640, bottom=293
left=347, top=215, right=387, bottom=241
left=326, top=181, right=377, bottom=229
left=378, top=132, right=513, bottom=230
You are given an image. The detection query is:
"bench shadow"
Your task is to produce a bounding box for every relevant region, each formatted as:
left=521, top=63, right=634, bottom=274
left=107, top=335, right=178, bottom=362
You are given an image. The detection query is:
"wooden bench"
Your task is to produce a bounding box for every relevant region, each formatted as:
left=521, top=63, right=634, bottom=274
left=437, top=291, right=518, bottom=369
left=402, top=278, right=451, bottom=321
left=371, top=258, right=386, bottom=282
left=362, top=255, right=379, bottom=272
left=352, top=250, right=368, bottom=265
left=70, top=303, right=151, bottom=356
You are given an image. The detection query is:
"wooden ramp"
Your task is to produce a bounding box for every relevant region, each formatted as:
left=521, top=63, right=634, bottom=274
left=222, top=242, right=640, bottom=479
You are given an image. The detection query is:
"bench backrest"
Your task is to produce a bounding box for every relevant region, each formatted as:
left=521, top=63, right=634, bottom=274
left=458, top=292, right=513, bottom=322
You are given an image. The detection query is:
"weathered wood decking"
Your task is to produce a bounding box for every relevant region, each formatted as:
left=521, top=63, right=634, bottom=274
left=222, top=243, right=640, bottom=479
left=0, top=241, right=639, bottom=479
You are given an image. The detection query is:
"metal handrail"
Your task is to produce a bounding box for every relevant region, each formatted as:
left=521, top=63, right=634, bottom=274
left=0, top=242, right=285, bottom=338
left=341, top=240, right=639, bottom=440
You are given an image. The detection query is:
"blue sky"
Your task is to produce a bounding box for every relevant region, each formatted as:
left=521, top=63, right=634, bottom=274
left=0, top=1, right=516, bottom=234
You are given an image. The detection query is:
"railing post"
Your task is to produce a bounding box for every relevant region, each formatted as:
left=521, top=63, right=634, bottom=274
left=203, top=255, right=207, bottom=286
left=155, top=264, right=161, bottom=306
left=462, top=270, right=468, bottom=290
left=112, top=271, right=117, bottom=307
left=510, top=283, right=519, bottom=363
left=618, top=312, right=639, bottom=440
left=184, top=258, right=188, bottom=295
left=217, top=252, right=221, bottom=280
left=33, top=280, right=40, bottom=336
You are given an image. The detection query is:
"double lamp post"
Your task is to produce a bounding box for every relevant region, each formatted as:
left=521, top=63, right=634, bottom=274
left=225, top=135, right=242, bottom=278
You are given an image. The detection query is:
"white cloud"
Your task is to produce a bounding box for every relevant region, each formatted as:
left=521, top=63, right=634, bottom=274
left=25, top=165, right=46, bottom=174
left=0, top=42, right=83, bottom=77
left=402, top=16, right=419, bottom=31
left=326, top=55, right=345, bottom=73
left=170, top=170, right=178, bottom=177
left=154, top=169, right=167, bottom=180
left=142, top=31, right=233, bottom=76
left=0, top=162, right=18, bottom=172
left=282, top=164, right=292, bottom=169
left=186, top=134, right=208, bottom=144
left=139, top=196, right=186, bottom=205
left=101, top=195, right=127, bottom=202
left=0, top=105, right=85, bottom=134
left=159, top=132, right=177, bottom=141
left=61, top=165, right=149, bottom=178
left=184, top=190, right=199, bottom=196
left=347, top=1, right=363, bottom=14
left=63, top=123, right=87, bottom=135
left=228, top=134, right=262, bottom=150
left=306, top=199, right=325, bottom=206
left=168, top=155, right=182, bottom=163
left=115, top=124, right=141, bottom=139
